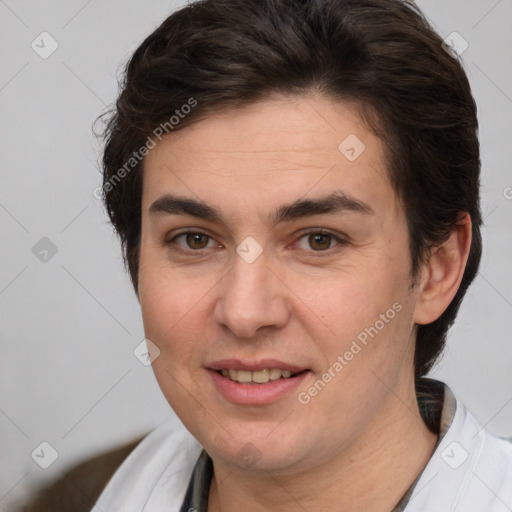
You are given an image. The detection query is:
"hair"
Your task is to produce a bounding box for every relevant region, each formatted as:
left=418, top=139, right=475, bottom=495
left=98, top=0, right=482, bottom=379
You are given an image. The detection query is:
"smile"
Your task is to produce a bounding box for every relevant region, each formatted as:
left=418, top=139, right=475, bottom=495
left=218, top=368, right=298, bottom=384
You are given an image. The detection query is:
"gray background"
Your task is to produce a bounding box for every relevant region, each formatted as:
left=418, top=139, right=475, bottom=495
left=1, top=0, right=511, bottom=509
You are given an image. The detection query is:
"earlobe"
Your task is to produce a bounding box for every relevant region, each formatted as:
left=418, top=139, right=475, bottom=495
left=413, top=213, right=472, bottom=325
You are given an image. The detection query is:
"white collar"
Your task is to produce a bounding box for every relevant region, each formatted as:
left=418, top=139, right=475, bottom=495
left=94, top=383, right=512, bottom=511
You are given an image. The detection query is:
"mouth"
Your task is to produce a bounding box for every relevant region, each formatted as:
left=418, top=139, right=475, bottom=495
left=217, top=368, right=305, bottom=384
left=207, top=359, right=310, bottom=405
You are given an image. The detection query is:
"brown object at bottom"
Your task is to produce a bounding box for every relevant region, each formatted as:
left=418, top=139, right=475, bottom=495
left=18, top=436, right=145, bottom=512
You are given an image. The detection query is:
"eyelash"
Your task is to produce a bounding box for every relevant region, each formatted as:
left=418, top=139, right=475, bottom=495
left=165, top=229, right=348, bottom=255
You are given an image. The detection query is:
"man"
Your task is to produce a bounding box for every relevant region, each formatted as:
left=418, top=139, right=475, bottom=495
left=42, top=0, right=512, bottom=510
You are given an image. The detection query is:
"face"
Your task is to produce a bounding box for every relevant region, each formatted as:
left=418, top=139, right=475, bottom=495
left=139, top=94, right=422, bottom=474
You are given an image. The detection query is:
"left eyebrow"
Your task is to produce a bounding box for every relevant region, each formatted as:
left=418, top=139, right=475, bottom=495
left=147, top=190, right=373, bottom=225
left=270, top=190, right=374, bottom=225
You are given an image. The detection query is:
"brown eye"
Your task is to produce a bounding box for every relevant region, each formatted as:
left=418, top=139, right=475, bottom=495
left=185, top=233, right=210, bottom=249
left=308, top=233, right=333, bottom=251
left=295, top=230, right=347, bottom=253
left=167, top=231, right=218, bottom=251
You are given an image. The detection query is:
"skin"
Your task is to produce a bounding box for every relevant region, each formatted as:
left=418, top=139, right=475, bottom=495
left=138, top=94, right=471, bottom=511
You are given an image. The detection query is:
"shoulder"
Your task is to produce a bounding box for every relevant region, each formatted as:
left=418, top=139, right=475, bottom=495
left=18, top=421, right=202, bottom=512
left=460, top=422, right=512, bottom=509
left=451, top=399, right=512, bottom=508
left=93, top=420, right=202, bottom=512
left=406, top=390, right=512, bottom=511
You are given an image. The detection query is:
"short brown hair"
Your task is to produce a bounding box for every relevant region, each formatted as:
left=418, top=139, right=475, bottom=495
left=98, top=0, right=482, bottom=378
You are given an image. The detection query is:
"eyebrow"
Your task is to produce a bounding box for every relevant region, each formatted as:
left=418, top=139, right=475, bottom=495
left=148, top=190, right=374, bottom=225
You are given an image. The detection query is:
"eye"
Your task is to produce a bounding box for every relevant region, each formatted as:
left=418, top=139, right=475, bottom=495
left=170, top=231, right=220, bottom=250
left=295, top=230, right=346, bottom=252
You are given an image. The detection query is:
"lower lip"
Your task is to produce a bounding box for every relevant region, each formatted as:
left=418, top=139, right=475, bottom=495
left=207, top=369, right=310, bottom=405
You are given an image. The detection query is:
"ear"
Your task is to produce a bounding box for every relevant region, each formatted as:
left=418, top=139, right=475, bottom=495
left=413, top=213, right=472, bottom=325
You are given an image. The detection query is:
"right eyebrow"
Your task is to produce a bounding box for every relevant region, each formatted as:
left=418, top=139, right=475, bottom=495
left=148, top=195, right=223, bottom=222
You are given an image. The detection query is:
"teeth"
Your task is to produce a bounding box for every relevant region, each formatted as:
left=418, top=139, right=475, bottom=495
left=237, top=370, right=252, bottom=383
left=252, top=369, right=270, bottom=384
left=220, top=368, right=298, bottom=384
left=269, top=368, right=282, bottom=380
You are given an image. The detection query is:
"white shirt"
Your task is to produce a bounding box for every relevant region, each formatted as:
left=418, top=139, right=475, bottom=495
left=93, top=382, right=512, bottom=511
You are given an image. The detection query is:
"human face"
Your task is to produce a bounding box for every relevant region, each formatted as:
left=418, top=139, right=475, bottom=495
left=139, top=94, right=421, bottom=473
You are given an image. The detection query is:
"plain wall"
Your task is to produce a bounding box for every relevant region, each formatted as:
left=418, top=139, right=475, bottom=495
left=1, top=0, right=511, bottom=509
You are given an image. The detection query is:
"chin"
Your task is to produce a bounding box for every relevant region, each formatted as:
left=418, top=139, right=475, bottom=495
left=199, top=425, right=315, bottom=474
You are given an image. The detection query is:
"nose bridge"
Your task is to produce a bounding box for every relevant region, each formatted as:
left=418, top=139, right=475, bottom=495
left=214, top=251, right=288, bottom=338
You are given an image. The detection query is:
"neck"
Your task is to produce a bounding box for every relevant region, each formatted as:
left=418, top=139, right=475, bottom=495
left=207, top=379, right=438, bottom=512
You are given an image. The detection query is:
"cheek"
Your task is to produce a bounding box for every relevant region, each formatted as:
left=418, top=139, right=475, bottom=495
left=138, top=271, right=213, bottom=420
left=138, top=263, right=207, bottom=361
left=298, top=268, right=395, bottom=333
left=138, top=238, right=209, bottom=331
left=301, top=266, right=413, bottom=372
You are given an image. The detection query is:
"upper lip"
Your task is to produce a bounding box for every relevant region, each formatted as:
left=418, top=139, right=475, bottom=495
left=207, top=358, right=308, bottom=373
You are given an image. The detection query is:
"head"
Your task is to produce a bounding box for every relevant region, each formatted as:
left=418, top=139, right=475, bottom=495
left=99, top=0, right=481, bottom=472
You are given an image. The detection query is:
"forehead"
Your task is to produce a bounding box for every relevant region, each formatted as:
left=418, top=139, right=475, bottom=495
left=142, top=94, right=398, bottom=218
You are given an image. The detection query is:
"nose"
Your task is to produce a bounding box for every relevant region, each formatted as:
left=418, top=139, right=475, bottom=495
left=213, top=252, right=290, bottom=339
